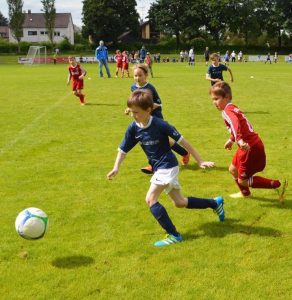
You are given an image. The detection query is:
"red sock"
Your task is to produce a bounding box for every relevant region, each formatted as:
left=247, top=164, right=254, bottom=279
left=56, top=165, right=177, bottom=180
left=79, top=94, right=85, bottom=103
left=234, top=178, right=251, bottom=196
left=248, top=176, right=280, bottom=189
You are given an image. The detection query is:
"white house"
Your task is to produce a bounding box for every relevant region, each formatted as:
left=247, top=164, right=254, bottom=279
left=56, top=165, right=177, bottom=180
left=9, top=10, right=74, bottom=44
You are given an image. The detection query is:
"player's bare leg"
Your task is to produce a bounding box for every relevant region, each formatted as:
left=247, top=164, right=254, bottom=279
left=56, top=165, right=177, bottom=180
left=229, top=164, right=251, bottom=198
left=277, top=179, right=288, bottom=204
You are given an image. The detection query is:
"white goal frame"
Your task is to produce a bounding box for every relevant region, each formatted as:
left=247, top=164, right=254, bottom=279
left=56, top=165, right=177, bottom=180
left=26, top=46, right=47, bottom=65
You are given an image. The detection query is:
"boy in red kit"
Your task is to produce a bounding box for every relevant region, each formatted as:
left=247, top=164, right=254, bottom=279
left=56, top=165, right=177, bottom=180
left=67, top=56, right=86, bottom=106
left=122, top=50, right=130, bottom=78
left=114, top=50, right=123, bottom=77
left=144, top=52, right=153, bottom=77
left=210, top=81, right=287, bottom=202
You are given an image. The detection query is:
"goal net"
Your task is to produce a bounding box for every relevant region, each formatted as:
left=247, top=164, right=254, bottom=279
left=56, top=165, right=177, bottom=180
left=26, top=46, right=47, bottom=64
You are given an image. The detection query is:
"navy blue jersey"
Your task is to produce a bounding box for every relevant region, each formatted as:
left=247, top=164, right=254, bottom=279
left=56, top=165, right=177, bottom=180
left=207, top=64, right=228, bottom=85
left=119, top=116, right=183, bottom=172
left=131, top=82, right=163, bottom=119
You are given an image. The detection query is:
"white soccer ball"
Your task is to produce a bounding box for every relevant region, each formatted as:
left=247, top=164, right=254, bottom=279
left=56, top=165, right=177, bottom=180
left=15, top=207, right=49, bottom=240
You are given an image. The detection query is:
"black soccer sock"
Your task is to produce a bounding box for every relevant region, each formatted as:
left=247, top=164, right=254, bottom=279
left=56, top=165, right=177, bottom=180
left=150, top=202, right=179, bottom=236
left=187, top=197, right=217, bottom=209
left=171, top=142, right=188, bottom=156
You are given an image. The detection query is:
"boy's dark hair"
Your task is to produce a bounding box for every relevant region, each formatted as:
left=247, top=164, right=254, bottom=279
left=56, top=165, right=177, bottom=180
left=210, top=81, right=232, bottom=99
left=127, top=90, right=154, bottom=110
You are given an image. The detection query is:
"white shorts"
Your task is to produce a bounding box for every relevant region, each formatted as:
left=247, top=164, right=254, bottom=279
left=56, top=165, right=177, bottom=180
left=150, top=166, right=181, bottom=194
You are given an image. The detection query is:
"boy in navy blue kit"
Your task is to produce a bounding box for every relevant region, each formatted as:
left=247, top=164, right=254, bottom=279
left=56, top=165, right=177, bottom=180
left=206, top=53, right=234, bottom=85
left=107, top=89, right=225, bottom=247
left=129, top=64, right=190, bottom=174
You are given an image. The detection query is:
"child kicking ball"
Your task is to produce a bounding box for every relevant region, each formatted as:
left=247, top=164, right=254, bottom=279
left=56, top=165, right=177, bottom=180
left=107, top=89, right=225, bottom=247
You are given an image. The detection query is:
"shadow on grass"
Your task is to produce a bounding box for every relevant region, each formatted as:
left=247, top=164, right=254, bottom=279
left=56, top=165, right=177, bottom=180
left=250, top=196, right=292, bottom=209
left=180, top=165, right=227, bottom=172
left=85, top=103, right=120, bottom=106
left=244, top=111, right=270, bottom=115
left=52, top=255, right=95, bottom=269
left=184, top=218, right=282, bottom=240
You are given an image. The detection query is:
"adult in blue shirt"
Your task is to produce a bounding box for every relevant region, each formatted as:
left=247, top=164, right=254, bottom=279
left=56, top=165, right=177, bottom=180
left=140, top=45, right=147, bottom=63
left=95, top=40, right=111, bottom=78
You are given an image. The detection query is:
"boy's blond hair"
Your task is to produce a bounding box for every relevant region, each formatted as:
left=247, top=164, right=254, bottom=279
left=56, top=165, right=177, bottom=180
left=133, top=63, right=149, bottom=75
left=210, top=53, right=220, bottom=60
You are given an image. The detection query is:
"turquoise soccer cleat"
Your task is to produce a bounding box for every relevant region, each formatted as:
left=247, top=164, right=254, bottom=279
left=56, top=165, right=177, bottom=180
left=214, top=196, right=225, bottom=222
left=154, top=234, right=183, bottom=247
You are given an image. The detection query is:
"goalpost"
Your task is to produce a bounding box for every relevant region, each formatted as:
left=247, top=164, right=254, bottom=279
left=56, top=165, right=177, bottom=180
left=26, top=46, right=47, bottom=65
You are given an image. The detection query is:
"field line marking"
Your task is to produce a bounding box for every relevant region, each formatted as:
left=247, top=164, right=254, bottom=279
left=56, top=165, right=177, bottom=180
left=0, top=93, right=71, bottom=156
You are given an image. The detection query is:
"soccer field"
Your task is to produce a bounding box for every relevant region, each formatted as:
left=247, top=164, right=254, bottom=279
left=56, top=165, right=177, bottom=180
left=0, top=60, right=291, bottom=299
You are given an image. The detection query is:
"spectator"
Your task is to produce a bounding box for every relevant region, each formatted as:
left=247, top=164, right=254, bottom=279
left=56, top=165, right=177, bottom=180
left=95, top=40, right=111, bottom=78
left=204, top=47, right=210, bottom=66
left=140, top=45, right=147, bottom=63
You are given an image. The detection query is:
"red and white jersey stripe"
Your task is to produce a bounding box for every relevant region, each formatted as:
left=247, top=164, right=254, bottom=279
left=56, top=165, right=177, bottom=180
left=222, top=103, right=260, bottom=146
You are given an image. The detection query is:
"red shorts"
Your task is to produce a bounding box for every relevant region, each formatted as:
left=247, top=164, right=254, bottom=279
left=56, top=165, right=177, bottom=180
left=232, top=139, right=266, bottom=180
left=122, top=63, right=129, bottom=70
left=116, top=62, right=122, bottom=68
left=72, top=79, right=83, bottom=91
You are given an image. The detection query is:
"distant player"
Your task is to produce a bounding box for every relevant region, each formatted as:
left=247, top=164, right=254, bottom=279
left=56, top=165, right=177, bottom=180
left=209, top=81, right=287, bottom=202
left=206, top=53, right=234, bottom=85
left=224, top=50, right=230, bottom=66
left=231, top=50, right=236, bottom=62
left=188, top=47, right=195, bottom=66
left=265, top=53, right=272, bottom=64
left=144, top=52, right=153, bottom=78
left=274, top=52, right=278, bottom=63
left=204, top=47, right=210, bottom=65
left=122, top=51, right=130, bottom=78
left=67, top=56, right=86, bottom=106
left=107, top=89, right=224, bottom=247
left=129, top=64, right=190, bottom=174
left=114, top=50, right=123, bottom=77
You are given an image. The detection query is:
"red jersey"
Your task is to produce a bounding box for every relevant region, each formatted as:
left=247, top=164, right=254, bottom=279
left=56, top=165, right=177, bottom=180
left=145, top=56, right=152, bottom=66
left=122, top=54, right=129, bottom=64
left=68, top=64, right=83, bottom=81
left=222, top=103, right=260, bottom=146
left=115, top=54, right=123, bottom=67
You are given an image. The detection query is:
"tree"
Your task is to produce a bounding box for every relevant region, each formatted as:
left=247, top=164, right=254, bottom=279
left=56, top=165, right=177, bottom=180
left=227, top=0, right=263, bottom=46
left=7, top=0, right=25, bottom=52
left=258, top=0, right=292, bottom=48
left=82, top=0, right=140, bottom=44
left=188, top=0, right=234, bottom=46
left=41, top=0, right=56, bottom=49
left=148, top=0, right=191, bottom=49
left=0, top=11, right=8, bottom=26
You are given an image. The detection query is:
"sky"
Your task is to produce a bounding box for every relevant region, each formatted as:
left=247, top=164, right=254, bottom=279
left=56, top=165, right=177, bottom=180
left=0, top=0, right=155, bottom=27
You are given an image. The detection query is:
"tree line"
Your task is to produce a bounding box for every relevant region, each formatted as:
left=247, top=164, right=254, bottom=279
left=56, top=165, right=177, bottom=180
left=148, top=0, right=292, bottom=48
left=3, top=0, right=292, bottom=51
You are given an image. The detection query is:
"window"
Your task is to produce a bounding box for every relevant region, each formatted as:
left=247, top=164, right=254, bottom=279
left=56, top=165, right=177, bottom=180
left=40, top=31, right=48, bottom=35
left=54, top=32, right=60, bottom=36
left=28, top=31, right=37, bottom=36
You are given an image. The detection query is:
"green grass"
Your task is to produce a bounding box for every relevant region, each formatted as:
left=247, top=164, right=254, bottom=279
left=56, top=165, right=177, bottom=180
left=0, top=60, right=291, bottom=299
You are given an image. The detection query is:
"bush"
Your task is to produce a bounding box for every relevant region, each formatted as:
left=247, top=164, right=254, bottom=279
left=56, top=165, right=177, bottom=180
left=189, top=37, right=206, bottom=51
left=58, top=37, right=73, bottom=51
left=74, top=43, right=88, bottom=52
left=0, top=39, right=14, bottom=53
